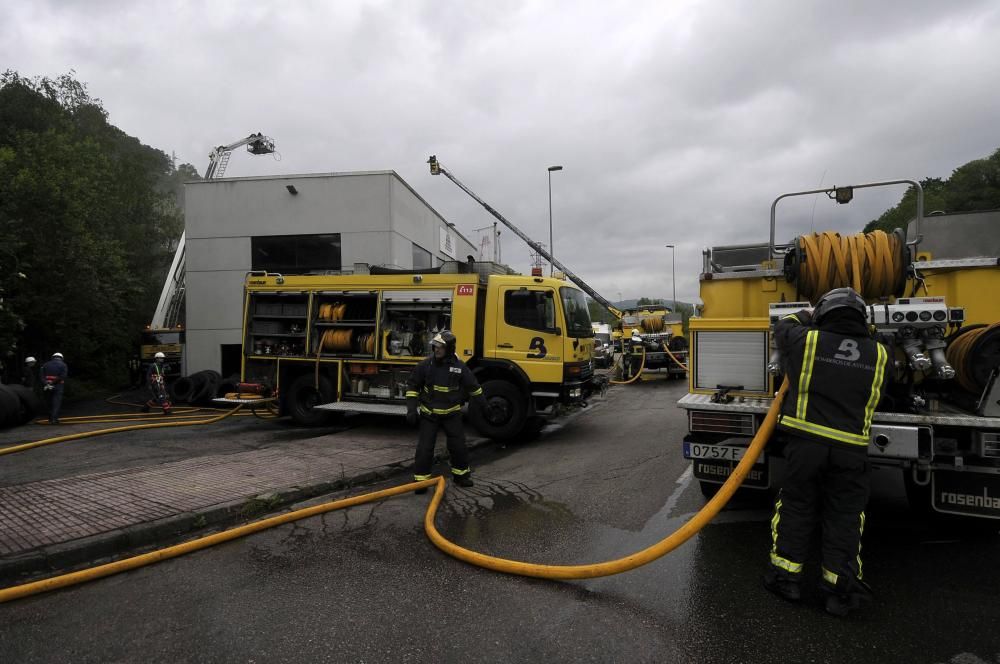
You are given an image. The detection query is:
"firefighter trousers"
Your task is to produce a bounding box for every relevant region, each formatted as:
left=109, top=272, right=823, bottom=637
left=769, top=434, right=870, bottom=590
left=413, top=413, right=470, bottom=478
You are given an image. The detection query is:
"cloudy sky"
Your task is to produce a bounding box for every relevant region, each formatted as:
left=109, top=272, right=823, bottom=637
left=4, top=1, right=999, bottom=304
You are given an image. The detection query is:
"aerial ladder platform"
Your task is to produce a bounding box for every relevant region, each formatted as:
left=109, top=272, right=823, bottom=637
left=149, top=133, right=275, bottom=331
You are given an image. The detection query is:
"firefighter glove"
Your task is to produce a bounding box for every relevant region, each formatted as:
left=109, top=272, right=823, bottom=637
left=406, top=407, right=418, bottom=425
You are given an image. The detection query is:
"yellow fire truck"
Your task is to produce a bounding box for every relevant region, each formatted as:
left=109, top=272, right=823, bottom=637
left=612, top=305, right=688, bottom=379
left=679, top=179, right=1000, bottom=521
left=239, top=261, right=598, bottom=440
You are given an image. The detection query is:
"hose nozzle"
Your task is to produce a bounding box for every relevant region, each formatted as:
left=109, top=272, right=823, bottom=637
left=902, top=338, right=932, bottom=372
left=924, top=339, right=956, bottom=380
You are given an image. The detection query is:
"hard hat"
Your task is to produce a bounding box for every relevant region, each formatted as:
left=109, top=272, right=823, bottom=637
left=154, top=352, right=166, bottom=360
left=430, top=329, right=457, bottom=354
left=52, top=352, right=64, bottom=359
left=813, top=287, right=866, bottom=325
left=25, top=356, right=36, bottom=364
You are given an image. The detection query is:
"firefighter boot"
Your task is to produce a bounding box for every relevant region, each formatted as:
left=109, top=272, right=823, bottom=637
left=452, top=471, right=474, bottom=488
left=824, top=577, right=873, bottom=617
left=763, top=568, right=802, bottom=602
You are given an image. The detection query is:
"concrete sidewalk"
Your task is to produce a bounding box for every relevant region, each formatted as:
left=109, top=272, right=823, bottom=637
left=0, top=429, right=491, bottom=585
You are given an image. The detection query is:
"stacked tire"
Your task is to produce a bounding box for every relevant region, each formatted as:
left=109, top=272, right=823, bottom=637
left=169, top=370, right=223, bottom=405
left=0, top=384, right=45, bottom=428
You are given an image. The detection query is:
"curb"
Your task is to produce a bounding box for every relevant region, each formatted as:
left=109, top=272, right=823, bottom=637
left=0, top=435, right=494, bottom=586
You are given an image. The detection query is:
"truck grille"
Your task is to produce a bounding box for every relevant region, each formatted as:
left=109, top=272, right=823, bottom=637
left=979, top=432, right=1000, bottom=459
left=689, top=410, right=755, bottom=436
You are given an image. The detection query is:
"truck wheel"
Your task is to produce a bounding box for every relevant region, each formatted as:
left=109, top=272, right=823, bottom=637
left=286, top=374, right=334, bottom=426
left=469, top=379, right=527, bottom=440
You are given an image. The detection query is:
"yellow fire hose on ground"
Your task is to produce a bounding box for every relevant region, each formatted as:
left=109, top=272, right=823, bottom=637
left=34, top=410, right=273, bottom=426
left=0, top=381, right=788, bottom=602
left=0, top=405, right=251, bottom=458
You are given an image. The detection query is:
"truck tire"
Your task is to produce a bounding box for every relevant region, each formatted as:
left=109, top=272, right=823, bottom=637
left=0, top=384, right=22, bottom=428
left=8, top=384, right=44, bottom=424
left=170, top=376, right=196, bottom=403
left=286, top=374, right=334, bottom=426
left=191, top=370, right=221, bottom=404
left=469, top=379, right=527, bottom=441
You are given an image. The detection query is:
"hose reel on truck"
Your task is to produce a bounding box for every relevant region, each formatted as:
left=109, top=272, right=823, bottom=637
left=686, top=178, right=1000, bottom=520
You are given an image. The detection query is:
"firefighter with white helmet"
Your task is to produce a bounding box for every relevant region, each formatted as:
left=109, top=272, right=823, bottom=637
left=405, top=330, right=494, bottom=492
left=144, top=351, right=172, bottom=415
left=41, top=352, right=68, bottom=424
left=22, top=356, right=38, bottom=391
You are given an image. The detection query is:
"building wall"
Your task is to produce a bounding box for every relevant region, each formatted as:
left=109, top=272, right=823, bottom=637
left=183, top=171, right=475, bottom=374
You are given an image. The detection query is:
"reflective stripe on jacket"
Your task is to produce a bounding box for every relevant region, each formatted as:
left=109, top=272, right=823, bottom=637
left=776, top=312, right=889, bottom=447
left=405, top=354, right=486, bottom=417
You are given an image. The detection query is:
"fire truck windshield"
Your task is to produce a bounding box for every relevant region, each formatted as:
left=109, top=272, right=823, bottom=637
left=560, top=287, right=594, bottom=338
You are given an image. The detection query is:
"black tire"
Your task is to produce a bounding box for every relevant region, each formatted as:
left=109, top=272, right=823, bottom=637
left=0, top=384, right=22, bottom=428
left=286, top=374, right=334, bottom=426
left=170, top=376, right=197, bottom=403
left=7, top=384, right=44, bottom=423
left=468, top=379, right=528, bottom=440
left=217, top=377, right=239, bottom=399
left=191, top=371, right=221, bottom=404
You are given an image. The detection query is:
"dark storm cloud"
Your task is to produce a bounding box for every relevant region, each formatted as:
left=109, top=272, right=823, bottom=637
left=3, top=0, right=999, bottom=303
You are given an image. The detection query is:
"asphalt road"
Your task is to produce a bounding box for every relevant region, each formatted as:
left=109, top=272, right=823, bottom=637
left=2, top=377, right=999, bottom=663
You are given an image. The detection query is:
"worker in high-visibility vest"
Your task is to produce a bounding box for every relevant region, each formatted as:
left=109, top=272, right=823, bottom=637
left=764, top=287, right=889, bottom=617
left=144, top=352, right=173, bottom=415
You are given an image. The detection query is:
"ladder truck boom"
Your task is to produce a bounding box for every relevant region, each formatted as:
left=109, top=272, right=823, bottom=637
left=149, top=133, right=276, bottom=330
left=428, top=155, right=624, bottom=320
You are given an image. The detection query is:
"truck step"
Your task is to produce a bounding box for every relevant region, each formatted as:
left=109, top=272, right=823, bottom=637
left=314, top=401, right=407, bottom=416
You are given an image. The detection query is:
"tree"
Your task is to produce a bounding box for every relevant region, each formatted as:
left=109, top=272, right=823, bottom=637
left=863, top=178, right=948, bottom=234
left=944, top=147, right=1000, bottom=212
left=863, top=147, right=1000, bottom=233
left=0, top=70, right=184, bottom=385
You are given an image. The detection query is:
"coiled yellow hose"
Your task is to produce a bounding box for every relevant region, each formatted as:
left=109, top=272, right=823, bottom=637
left=640, top=317, right=665, bottom=333
left=794, top=230, right=906, bottom=301
left=946, top=322, right=1000, bottom=393
left=0, top=381, right=789, bottom=601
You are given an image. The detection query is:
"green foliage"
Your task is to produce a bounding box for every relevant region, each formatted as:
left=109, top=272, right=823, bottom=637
left=0, top=70, right=185, bottom=385
left=864, top=148, right=1000, bottom=233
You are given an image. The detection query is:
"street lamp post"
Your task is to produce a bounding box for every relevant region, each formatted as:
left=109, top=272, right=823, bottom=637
left=547, top=165, right=563, bottom=276
left=665, top=244, right=676, bottom=310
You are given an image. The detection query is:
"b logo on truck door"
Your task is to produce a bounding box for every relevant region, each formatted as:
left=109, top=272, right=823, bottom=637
left=527, top=337, right=547, bottom=359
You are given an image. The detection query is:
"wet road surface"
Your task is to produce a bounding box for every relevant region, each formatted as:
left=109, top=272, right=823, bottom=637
left=2, top=377, right=999, bottom=663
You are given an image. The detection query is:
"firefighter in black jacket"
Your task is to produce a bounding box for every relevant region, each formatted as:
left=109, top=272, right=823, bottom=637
left=406, top=330, right=491, bottom=492
left=41, top=352, right=68, bottom=424
left=763, top=287, right=889, bottom=617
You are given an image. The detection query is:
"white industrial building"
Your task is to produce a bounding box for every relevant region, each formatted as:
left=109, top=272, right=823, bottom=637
left=183, top=171, right=477, bottom=375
